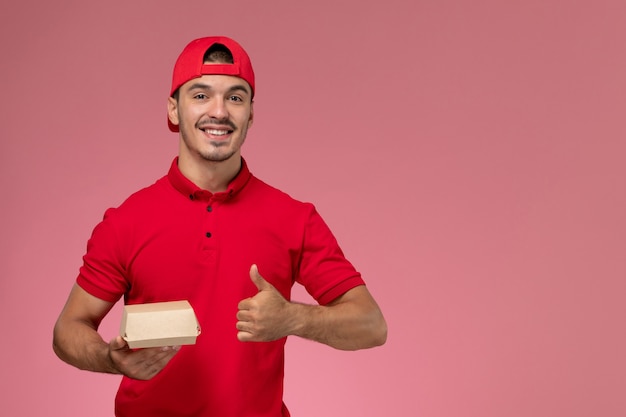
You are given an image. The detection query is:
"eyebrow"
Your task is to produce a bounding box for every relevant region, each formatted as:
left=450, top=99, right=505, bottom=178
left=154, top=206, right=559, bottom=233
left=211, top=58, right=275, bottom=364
left=187, top=82, right=251, bottom=96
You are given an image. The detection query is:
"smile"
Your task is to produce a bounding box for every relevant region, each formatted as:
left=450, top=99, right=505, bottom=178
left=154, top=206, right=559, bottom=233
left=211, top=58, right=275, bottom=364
left=203, top=129, right=232, bottom=136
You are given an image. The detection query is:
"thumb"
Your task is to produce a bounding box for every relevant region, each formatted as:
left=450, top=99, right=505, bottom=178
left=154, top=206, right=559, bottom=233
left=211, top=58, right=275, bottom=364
left=250, top=264, right=272, bottom=291
left=110, top=335, right=129, bottom=351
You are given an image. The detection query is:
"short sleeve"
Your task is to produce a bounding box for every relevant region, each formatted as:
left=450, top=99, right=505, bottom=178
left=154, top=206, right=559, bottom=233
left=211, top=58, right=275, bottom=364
left=76, top=208, right=129, bottom=303
left=296, top=206, right=365, bottom=305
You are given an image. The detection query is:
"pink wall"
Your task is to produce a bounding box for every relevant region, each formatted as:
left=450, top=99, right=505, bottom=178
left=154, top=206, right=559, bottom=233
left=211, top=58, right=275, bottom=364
left=1, top=1, right=625, bottom=416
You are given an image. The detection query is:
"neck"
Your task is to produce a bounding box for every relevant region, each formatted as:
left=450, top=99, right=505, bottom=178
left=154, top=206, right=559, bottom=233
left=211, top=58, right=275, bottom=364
left=177, top=153, right=242, bottom=193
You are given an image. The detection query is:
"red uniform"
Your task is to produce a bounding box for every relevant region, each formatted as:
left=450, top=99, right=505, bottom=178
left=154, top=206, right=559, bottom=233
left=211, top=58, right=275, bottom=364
left=77, top=158, right=365, bottom=416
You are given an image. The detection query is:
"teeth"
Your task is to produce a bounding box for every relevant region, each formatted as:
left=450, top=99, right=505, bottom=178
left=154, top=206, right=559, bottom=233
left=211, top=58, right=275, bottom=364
left=205, top=129, right=229, bottom=136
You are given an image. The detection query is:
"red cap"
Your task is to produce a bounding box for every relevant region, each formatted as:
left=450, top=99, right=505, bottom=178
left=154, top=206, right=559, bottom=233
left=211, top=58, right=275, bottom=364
left=168, top=36, right=255, bottom=132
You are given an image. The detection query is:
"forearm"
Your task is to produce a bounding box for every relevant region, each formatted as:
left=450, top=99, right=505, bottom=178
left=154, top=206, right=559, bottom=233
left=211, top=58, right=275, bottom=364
left=53, top=318, right=119, bottom=375
left=238, top=272, right=387, bottom=350
left=289, top=286, right=387, bottom=351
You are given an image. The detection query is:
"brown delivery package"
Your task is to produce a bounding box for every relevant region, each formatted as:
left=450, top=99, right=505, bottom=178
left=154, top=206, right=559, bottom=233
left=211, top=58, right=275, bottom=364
left=120, top=300, right=201, bottom=349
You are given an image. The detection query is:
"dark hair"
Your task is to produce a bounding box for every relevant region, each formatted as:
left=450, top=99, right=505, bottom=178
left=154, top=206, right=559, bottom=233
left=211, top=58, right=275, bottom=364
left=203, top=44, right=234, bottom=64
left=172, top=44, right=234, bottom=100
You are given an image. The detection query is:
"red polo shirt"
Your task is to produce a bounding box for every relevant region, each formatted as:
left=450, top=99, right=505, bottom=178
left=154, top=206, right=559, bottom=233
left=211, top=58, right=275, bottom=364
left=77, top=157, right=364, bottom=417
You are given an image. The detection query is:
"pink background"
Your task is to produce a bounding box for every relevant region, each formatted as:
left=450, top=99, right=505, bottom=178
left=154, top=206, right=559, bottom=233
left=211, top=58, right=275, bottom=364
left=1, top=1, right=625, bottom=416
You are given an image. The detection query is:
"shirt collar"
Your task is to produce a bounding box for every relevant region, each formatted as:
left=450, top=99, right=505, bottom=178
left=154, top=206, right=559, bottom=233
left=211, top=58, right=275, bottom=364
left=167, top=157, right=252, bottom=201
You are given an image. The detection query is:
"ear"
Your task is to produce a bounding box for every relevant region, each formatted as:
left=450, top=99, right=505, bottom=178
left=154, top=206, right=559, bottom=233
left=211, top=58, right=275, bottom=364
left=167, top=96, right=180, bottom=128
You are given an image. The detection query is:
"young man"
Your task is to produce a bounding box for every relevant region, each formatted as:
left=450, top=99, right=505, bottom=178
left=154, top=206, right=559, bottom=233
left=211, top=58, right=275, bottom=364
left=53, top=36, right=387, bottom=417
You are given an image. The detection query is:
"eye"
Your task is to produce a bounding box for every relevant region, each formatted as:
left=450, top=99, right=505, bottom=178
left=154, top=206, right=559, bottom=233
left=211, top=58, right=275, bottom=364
left=194, top=93, right=208, bottom=100
left=229, top=95, right=244, bottom=102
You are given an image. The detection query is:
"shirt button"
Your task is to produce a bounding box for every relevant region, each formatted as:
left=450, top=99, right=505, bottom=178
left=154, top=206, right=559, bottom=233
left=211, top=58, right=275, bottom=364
left=207, top=206, right=213, bottom=212
left=205, top=232, right=212, bottom=238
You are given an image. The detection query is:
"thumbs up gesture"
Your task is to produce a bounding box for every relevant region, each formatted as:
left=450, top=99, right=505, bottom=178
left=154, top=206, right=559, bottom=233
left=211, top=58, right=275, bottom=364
left=236, top=265, right=294, bottom=342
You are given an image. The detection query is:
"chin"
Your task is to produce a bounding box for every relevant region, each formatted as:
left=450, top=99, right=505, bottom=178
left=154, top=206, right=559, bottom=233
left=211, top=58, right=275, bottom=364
left=200, top=150, right=237, bottom=163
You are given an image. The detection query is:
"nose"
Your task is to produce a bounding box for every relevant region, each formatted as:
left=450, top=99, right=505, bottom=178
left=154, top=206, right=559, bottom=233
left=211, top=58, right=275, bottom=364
left=207, top=96, right=229, bottom=120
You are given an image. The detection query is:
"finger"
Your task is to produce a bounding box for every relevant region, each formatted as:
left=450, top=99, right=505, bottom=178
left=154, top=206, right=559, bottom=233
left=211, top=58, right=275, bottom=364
left=152, top=346, right=181, bottom=365
left=235, top=320, right=248, bottom=332
left=127, top=346, right=180, bottom=380
left=110, top=335, right=129, bottom=352
left=238, top=298, right=252, bottom=311
left=237, top=330, right=254, bottom=342
left=236, top=319, right=251, bottom=340
left=236, top=309, right=250, bottom=321
left=249, top=264, right=272, bottom=291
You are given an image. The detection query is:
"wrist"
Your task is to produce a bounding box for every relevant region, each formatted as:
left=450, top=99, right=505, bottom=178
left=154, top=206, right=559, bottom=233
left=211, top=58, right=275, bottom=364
left=286, top=301, right=323, bottom=340
left=104, top=342, right=123, bottom=375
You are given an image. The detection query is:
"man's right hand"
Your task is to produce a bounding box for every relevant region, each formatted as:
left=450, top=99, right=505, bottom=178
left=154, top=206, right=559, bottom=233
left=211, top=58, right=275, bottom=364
left=53, top=285, right=182, bottom=380
left=108, top=336, right=180, bottom=380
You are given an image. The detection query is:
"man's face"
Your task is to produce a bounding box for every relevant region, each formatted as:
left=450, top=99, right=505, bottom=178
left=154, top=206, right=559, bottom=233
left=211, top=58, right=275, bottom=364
left=168, top=74, right=254, bottom=163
